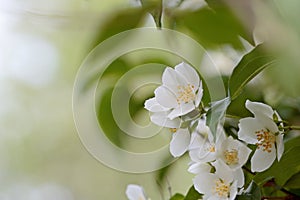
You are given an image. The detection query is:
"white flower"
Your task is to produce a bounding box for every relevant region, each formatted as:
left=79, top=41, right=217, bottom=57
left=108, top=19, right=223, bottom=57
left=144, top=97, right=181, bottom=128
left=153, top=62, right=203, bottom=120
left=189, top=117, right=226, bottom=163
left=238, top=100, right=284, bottom=172
left=170, top=128, right=191, bottom=157
left=188, top=162, right=211, bottom=174
left=216, top=136, right=252, bottom=170
left=193, top=160, right=242, bottom=200
left=125, top=184, right=150, bottom=200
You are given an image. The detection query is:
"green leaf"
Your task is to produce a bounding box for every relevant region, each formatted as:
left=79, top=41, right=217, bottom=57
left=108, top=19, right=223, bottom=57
left=140, top=0, right=162, bottom=28
left=206, top=97, right=231, bottom=139
left=287, top=188, right=300, bottom=197
left=184, top=185, right=202, bottom=200
left=284, top=172, right=300, bottom=189
left=156, top=161, right=172, bottom=183
left=228, top=44, right=276, bottom=100
left=170, top=193, right=185, bottom=200
left=97, top=88, right=122, bottom=147
left=205, top=0, right=255, bottom=45
left=95, top=59, right=132, bottom=147
left=236, top=181, right=261, bottom=200
left=285, top=136, right=300, bottom=152
left=92, top=8, right=146, bottom=48
left=174, top=5, right=251, bottom=49
left=254, top=146, right=300, bottom=186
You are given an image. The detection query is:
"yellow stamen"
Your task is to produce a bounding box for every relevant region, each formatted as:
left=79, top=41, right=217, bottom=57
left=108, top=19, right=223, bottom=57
left=208, top=145, right=216, bottom=152
left=169, top=128, right=178, bottom=133
left=214, top=179, right=230, bottom=198
left=224, top=149, right=239, bottom=165
left=176, top=84, right=196, bottom=104
left=255, top=129, right=276, bottom=153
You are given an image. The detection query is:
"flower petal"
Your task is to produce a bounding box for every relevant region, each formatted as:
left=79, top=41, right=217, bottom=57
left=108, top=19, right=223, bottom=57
left=261, top=116, right=279, bottom=134
left=276, top=133, right=284, bottom=161
left=251, top=147, right=276, bottom=172
left=233, top=168, right=245, bottom=188
left=170, top=128, right=190, bottom=157
left=193, top=172, right=216, bottom=196
left=215, top=125, right=226, bottom=146
left=168, top=102, right=195, bottom=119
left=246, top=100, right=274, bottom=119
left=196, top=117, right=211, bottom=135
left=219, top=136, right=251, bottom=170
left=188, top=132, right=216, bottom=163
left=237, top=142, right=252, bottom=168
left=213, top=160, right=233, bottom=183
left=229, top=181, right=238, bottom=200
left=144, top=97, right=169, bottom=112
left=196, top=149, right=216, bottom=163
left=154, top=86, right=178, bottom=108
left=238, top=117, right=263, bottom=144
left=209, top=195, right=223, bottom=200
left=188, top=162, right=211, bottom=174
left=150, top=111, right=181, bottom=128
left=188, top=149, right=201, bottom=163
left=162, top=67, right=187, bottom=94
left=195, top=83, right=203, bottom=107
left=189, top=132, right=206, bottom=150
left=174, top=62, right=200, bottom=88
left=125, top=184, right=147, bottom=200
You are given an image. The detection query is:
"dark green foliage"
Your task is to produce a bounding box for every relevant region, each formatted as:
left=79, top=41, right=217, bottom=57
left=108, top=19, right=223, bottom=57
left=184, top=185, right=202, bottom=200
left=236, top=181, right=261, bottom=200
left=229, top=44, right=276, bottom=100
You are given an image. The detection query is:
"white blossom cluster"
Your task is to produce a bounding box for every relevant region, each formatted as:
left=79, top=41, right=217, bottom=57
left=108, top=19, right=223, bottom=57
left=126, top=62, right=285, bottom=200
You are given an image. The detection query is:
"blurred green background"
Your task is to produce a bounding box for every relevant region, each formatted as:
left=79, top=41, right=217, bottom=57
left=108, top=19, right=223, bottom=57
left=1, top=0, right=300, bottom=199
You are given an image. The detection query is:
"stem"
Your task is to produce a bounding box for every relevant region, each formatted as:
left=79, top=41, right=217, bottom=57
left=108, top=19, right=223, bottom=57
left=157, top=0, right=163, bottom=29
left=274, top=120, right=289, bottom=125
left=225, top=114, right=241, bottom=119
left=166, top=177, right=172, bottom=199
left=261, top=197, right=286, bottom=200
left=177, top=0, right=185, bottom=7
left=282, top=126, right=300, bottom=131
left=263, top=178, right=298, bottom=199
left=155, top=180, right=165, bottom=200
left=280, top=187, right=296, bottom=196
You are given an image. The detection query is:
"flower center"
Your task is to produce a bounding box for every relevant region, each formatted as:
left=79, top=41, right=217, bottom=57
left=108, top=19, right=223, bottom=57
left=255, top=129, right=276, bottom=153
left=206, top=144, right=215, bottom=153
left=214, top=179, right=230, bottom=198
left=176, top=84, right=195, bottom=104
left=224, top=149, right=239, bottom=165
left=169, top=128, right=178, bottom=133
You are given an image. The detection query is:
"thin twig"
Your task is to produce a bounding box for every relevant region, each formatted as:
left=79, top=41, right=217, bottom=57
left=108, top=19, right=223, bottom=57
left=261, top=197, right=286, bottom=200
left=263, top=179, right=299, bottom=199
left=166, top=177, right=172, bottom=199
left=282, top=126, right=300, bottom=131
left=280, top=187, right=298, bottom=197
left=225, top=114, right=242, bottom=119
left=156, top=180, right=165, bottom=200
left=177, top=0, right=185, bottom=7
